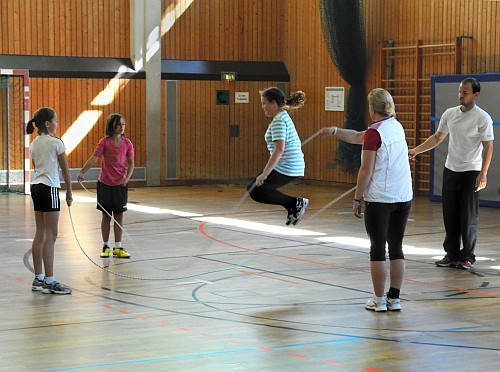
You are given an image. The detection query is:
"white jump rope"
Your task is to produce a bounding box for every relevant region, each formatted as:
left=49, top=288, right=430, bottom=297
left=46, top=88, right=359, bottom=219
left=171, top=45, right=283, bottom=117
left=70, top=129, right=356, bottom=280
left=69, top=182, right=245, bottom=281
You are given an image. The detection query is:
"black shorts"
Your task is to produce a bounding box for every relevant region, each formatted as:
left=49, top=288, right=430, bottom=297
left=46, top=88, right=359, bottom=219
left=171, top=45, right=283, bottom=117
left=31, top=183, right=60, bottom=212
left=97, top=181, right=128, bottom=214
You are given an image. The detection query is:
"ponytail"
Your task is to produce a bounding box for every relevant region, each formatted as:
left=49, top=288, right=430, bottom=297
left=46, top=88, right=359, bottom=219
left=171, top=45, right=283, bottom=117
left=26, top=119, right=35, bottom=135
left=260, top=87, right=306, bottom=111
left=285, top=91, right=306, bottom=110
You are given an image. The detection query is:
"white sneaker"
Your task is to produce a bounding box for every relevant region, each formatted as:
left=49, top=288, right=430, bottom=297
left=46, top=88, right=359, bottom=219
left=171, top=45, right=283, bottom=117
left=365, top=296, right=387, bottom=312
left=385, top=296, right=401, bottom=311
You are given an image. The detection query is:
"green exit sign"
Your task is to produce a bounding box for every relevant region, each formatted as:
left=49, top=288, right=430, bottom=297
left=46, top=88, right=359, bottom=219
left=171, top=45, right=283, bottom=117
left=221, top=72, right=236, bottom=81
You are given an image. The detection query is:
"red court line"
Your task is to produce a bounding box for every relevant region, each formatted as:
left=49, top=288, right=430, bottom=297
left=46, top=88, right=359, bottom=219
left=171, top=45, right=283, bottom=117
left=10, top=275, right=383, bottom=370
left=404, top=277, right=500, bottom=298
left=258, top=346, right=275, bottom=352
left=198, top=222, right=366, bottom=272
left=324, top=359, right=344, bottom=365
left=198, top=222, right=500, bottom=299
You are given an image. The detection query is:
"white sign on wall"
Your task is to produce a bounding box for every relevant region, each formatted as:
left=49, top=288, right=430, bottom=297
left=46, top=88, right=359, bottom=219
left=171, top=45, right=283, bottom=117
left=325, top=87, right=345, bottom=111
left=235, top=92, right=249, bottom=103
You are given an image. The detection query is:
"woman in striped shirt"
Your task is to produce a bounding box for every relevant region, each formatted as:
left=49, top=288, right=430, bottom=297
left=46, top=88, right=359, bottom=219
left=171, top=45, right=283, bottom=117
left=247, top=87, right=308, bottom=226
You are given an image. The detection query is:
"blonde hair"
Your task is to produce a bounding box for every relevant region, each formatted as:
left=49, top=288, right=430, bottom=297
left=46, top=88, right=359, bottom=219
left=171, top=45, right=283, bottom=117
left=367, top=88, right=395, bottom=117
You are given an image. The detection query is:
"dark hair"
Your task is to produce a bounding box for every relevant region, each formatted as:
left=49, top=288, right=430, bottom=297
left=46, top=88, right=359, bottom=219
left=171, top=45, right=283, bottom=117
left=26, top=107, right=56, bottom=135
left=260, top=87, right=306, bottom=110
left=461, top=77, right=481, bottom=94
left=105, top=113, right=125, bottom=137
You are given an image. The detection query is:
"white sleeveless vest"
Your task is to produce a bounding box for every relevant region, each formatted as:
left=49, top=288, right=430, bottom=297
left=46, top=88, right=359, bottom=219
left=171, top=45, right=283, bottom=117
left=363, top=117, right=413, bottom=203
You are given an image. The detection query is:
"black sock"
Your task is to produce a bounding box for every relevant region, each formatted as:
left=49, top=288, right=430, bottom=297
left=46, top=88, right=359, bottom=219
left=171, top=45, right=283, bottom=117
left=387, top=287, right=400, bottom=299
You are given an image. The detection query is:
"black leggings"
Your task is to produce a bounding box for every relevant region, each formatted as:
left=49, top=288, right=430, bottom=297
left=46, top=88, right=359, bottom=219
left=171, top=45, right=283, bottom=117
left=364, top=201, right=412, bottom=261
left=247, top=170, right=297, bottom=211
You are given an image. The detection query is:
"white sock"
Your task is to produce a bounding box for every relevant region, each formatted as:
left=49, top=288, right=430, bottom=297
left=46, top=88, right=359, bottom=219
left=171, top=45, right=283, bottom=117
left=376, top=296, right=385, bottom=303
left=103, top=241, right=109, bottom=247
left=115, top=242, right=122, bottom=248
left=36, top=274, right=45, bottom=281
left=45, top=276, right=55, bottom=284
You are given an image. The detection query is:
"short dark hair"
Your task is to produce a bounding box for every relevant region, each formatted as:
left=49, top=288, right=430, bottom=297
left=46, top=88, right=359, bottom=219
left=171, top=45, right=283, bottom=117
left=461, top=77, right=481, bottom=94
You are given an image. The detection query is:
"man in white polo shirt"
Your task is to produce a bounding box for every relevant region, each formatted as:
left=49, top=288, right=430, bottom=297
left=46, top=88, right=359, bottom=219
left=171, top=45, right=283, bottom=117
left=409, top=77, right=494, bottom=270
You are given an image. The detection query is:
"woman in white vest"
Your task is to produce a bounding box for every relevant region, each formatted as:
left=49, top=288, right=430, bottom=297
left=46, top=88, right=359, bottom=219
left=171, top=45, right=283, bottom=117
left=320, top=88, right=413, bottom=312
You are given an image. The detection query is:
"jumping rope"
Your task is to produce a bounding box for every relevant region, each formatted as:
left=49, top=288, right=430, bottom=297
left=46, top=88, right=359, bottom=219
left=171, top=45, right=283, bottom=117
left=70, top=129, right=356, bottom=281
left=69, top=182, right=243, bottom=281
left=69, top=205, right=169, bottom=281
left=307, top=185, right=357, bottom=221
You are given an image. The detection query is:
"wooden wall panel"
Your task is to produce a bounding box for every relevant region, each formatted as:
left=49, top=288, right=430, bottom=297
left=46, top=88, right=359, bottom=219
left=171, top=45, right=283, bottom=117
left=29, top=77, right=146, bottom=170
left=3, top=0, right=500, bottom=187
left=161, top=0, right=284, bottom=61
left=0, top=0, right=129, bottom=57
left=173, top=80, right=275, bottom=181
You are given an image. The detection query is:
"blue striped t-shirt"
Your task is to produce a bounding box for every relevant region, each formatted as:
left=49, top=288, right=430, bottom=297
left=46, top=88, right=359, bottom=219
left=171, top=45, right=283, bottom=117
left=264, top=111, right=305, bottom=177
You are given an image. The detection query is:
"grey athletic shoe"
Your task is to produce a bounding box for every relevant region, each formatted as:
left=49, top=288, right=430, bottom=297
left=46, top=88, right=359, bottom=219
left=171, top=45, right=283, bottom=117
left=42, top=281, right=72, bottom=295
left=32, top=277, right=44, bottom=291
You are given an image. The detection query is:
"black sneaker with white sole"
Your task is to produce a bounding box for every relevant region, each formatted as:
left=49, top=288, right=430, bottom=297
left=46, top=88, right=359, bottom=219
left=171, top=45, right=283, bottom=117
left=292, top=197, right=309, bottom=225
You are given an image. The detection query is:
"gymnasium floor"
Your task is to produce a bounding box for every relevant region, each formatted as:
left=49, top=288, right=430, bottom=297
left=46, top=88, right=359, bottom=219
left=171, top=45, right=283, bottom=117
left=2, top=184, right=499, bottom=371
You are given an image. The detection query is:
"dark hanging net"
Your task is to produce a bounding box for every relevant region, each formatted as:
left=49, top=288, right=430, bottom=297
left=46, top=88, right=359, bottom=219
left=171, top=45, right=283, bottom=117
left=319, top=0, right=367, bottom=173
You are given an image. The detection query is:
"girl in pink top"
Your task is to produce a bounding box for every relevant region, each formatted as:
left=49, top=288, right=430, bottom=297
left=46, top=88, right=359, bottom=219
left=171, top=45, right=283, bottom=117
left=78, top=114, right=135, bottom=258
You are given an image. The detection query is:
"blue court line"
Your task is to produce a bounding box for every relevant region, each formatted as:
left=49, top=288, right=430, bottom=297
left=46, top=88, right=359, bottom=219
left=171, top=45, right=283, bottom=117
left=46, top=337, right=360, bottom=371
left=46, top=348, right=257, bottom=371
left=437, top=323, right=500, bottom=332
